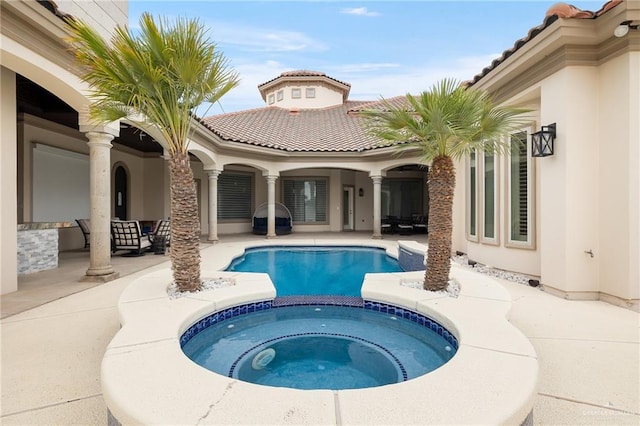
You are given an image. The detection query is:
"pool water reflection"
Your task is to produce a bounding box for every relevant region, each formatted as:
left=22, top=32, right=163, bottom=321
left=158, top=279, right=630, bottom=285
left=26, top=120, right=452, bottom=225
left=226, top=246, right=403, bottom=296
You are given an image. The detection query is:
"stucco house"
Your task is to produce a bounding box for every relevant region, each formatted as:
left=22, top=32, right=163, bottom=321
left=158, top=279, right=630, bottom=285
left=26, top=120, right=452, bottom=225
left=1, top=0, right=637, bottom=311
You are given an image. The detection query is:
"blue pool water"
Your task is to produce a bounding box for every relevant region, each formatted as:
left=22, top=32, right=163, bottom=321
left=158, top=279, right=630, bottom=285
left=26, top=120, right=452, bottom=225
left=226, top=246, right=403, bottom=296
left=182, top=305, right=456, bottom=390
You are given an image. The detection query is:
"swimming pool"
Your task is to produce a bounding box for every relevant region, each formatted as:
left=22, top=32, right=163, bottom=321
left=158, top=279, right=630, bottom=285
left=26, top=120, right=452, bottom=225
left=181, top=304, right=456, bottom=390
left=225, top=246, right=403, bottom=296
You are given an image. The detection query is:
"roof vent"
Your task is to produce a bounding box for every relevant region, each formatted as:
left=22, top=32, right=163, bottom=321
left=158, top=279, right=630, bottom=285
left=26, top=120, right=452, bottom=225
left=289, top=109, right=300, bottom=115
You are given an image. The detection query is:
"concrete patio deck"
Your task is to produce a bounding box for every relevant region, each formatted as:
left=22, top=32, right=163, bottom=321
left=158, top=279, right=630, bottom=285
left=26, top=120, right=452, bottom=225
left=1, top=232, right=638, bottom=425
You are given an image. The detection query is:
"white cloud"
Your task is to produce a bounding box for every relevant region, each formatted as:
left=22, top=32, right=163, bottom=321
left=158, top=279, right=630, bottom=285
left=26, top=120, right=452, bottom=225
left=333, top=54, right=501, bottom=101
left=330, top=63, right=401, bottom=73
left=340, top=7, right=381, bottom=17
left=207, top=21, right=328, bottom=52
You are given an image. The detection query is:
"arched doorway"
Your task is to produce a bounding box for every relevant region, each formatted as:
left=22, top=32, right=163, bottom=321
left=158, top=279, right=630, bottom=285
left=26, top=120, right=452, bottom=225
left=114, top=165, right=128, bottom=220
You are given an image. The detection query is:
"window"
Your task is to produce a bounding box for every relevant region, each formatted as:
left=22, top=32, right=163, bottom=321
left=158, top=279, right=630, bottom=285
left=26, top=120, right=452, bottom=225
left=508, top=130, right=534, bottom=247
left=466, top=151, right=478, bottom=240
left=467, top=149, right=498, bottom=244
left=482, top=153, right=498, bottom=242
left=276, top=90, right=284, bottom=101
left=267, top=94, right=275, bottom=105
left=217, top=173, right=253, bottom=219
left=283, top=178, right=327, bottom=223
left=381, top=179, right=422, bottom=219
left=305, top=87, right=316, bottom=98
left=291, top=88, right=301, bottom=99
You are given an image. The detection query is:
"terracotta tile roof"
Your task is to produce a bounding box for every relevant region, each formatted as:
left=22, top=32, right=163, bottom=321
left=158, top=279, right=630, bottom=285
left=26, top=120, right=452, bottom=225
left=202, top=101, right=393, bottom=152
left=347, top=96, right=410, bottom=113
left=258, top=70, right=351, bottom=89
left=466, top=0, right=622, bottom=86
left=37, top=0, right=71, bottom=20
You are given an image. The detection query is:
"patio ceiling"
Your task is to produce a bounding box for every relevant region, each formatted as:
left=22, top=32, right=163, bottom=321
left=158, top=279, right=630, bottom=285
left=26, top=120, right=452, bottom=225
left=16, top=74, right=163, bottom=155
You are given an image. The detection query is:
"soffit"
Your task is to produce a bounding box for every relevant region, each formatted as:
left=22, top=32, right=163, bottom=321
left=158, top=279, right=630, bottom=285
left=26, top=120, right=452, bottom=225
left=470, top=2, right=638, bottom=102
left=1, top=1, right=76, bottom=73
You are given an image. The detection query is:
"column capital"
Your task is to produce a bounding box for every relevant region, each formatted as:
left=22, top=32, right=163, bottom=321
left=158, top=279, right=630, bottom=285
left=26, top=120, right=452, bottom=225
left=79, top=121, right=120, bottom=138
left=85, top=131, right=115, bottom=148
left=206, top=170, right=222, bottom=178
left=371, top=175, right=383, bottom=184
left=266, top=175, right=278, bottom=184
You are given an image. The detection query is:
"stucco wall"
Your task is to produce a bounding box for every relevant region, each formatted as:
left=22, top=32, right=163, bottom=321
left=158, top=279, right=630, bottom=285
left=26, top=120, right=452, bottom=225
left=142, top=157, right=169, bottom=221
left=355, top=171, right=374, bottom=231
left=539, top=67, right=601, bottom=294
left=263, top=83, right=344, bottom=109
left=56, top=1, right=127, bottom=40
left=597, top=51, right=640, bottom=302
left=1, top=67, right=18, bottom=294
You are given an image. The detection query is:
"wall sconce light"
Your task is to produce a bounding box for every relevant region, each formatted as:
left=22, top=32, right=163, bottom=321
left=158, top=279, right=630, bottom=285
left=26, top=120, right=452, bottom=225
left=614, top=21, right=640, bottom=38
left=531, top=123, right=556, bottom=157
left=358, top=188, right=364, bottom=197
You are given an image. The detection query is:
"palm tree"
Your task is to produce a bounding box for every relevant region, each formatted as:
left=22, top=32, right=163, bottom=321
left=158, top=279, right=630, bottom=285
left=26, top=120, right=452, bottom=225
left=362, top=79, right=528, bottom=291
left=66, top=13, right=240, bottom=292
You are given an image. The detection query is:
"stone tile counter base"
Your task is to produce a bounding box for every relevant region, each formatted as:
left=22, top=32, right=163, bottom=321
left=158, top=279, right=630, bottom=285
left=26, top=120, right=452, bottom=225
left=17, top=228, right=58, bottom=274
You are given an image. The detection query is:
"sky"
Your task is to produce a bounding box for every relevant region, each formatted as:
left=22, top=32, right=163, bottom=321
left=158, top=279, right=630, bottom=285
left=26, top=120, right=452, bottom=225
left=128, top=1, right=606, bottom=115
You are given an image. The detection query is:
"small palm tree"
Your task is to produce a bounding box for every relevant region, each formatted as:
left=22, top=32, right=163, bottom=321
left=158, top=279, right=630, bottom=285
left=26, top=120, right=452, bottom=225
left=66, top=13, right=240, bottom=292
left=362, top=78, right=528, bottom=291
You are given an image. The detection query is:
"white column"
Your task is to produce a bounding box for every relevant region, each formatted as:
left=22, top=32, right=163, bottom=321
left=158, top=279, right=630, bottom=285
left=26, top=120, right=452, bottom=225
left=83, top=131, right=119, bottom=281
left=372, top=175, right=383, bottom=239
left=206, top=170, right=221, bottom=242
left=1, top=67, right=18, bottom=294
left=266, top=175, right=278, bottom=239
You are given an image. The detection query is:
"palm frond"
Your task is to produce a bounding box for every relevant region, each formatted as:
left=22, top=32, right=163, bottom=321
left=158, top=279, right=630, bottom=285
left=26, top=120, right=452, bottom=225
left=361, top=78, right=531, bottom=163
left=66, top=12, right=240, bottom=154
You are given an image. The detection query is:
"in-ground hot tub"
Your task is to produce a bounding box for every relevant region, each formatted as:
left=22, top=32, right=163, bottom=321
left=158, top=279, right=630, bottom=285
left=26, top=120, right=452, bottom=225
left=102, top=241, right=538, bottom=425
left=181, top=302, right=457, bottom=390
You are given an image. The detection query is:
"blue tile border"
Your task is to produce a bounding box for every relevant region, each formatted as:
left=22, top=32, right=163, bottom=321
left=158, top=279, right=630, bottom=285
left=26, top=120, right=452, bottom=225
left=363, top=300, right=459, bottom=349
left=228, top=332, right=408, bottom=382
left=179, top=300, right=272, bottom=347
left=180, top=298, right=458, bottom=351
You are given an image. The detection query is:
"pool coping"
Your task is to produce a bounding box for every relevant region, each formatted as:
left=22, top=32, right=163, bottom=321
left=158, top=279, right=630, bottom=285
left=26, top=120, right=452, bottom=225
left=102, top=240, right=538, bottom=425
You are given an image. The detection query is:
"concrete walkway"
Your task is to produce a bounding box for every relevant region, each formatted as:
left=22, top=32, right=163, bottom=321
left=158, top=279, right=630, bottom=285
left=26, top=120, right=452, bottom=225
left=1, top=235, right=638, bottom=425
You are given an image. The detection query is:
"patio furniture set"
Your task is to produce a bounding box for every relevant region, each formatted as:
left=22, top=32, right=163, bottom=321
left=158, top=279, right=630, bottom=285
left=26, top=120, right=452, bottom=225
left=75, top=218, right=171, bottom=256
left=381, top=215, right=427, bottom=235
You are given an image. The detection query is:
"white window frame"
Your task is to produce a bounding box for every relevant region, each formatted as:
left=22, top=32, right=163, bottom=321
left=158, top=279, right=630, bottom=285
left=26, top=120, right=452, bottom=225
left=305, top=87, right=316, bottom=98
left=506, top=128, right=535, bottom=249
left=276, top=90, right=284, bottom=101
left=267, top=94, right=275, bottom=105
left=480, top=151, right=499, bottom=245
left=466, top=151, right=479, bottom=242
left=291, top=88, right=301, bottom=99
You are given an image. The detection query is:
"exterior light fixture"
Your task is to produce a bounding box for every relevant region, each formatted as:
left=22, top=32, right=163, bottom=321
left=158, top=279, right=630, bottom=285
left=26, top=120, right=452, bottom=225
left=358, top=188, right=364, bottom=197
left=614, top=21, right=640, bottom=38
left=531, top=123, right=556, bottom=157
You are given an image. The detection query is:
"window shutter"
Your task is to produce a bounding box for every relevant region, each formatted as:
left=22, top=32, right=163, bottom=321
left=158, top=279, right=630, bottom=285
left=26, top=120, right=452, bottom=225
left=283, top=178, right=327, bottom=222
left=218, top=173, right=253, bottom=219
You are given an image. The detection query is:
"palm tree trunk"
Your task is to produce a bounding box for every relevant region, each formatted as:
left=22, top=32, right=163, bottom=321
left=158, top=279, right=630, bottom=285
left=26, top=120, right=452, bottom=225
left=168, top=151, right=201, bottom=291
left=425, top=155, right=455, bottom=291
